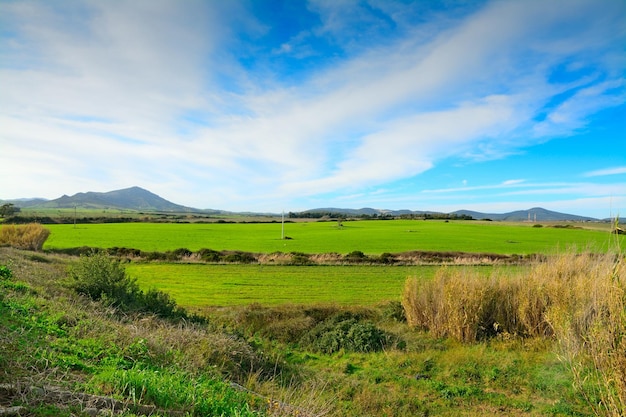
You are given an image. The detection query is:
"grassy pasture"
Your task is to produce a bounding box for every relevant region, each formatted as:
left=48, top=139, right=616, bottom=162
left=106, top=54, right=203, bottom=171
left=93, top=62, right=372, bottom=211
left=42, top=219, right=618, bottom=254
left=126, top=263, right=445, bottom=307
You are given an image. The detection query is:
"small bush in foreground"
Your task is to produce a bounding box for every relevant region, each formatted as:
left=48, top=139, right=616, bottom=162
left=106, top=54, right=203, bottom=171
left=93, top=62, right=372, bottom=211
left=68, top=251, right=195, bottom=321
left=300, top=312, right=399, bottom=354
left=0, top=223, right=50, bottom=250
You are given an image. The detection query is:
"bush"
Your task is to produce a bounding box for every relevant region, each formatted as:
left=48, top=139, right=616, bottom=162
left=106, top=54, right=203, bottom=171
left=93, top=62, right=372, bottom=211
left=381, top=300, right=406, bottom=322
left=68, top=250, right=140, bottom=306
left=0, top=223, right=50, bottom=250
left=198, top=248, right=222, bottom=262
left=289, top=252, right=313, bottom=265
left=300, top=313, right=396, bottom=354
left=378, top=252, right=396, bottom=264
left=139, top=288, right=186, bottom=320
left=142, top=251, right=168, bottom=261
left=166, top=248, right=193, bottom=261
left=222, top=251, right=256, bottom=264
left=68, top=251, right=197, bottom=322
left=344, top=250, right=368, bottom=263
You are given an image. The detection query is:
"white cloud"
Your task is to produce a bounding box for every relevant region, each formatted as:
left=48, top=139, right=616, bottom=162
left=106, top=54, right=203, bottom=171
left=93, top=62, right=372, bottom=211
left=502, top=179, right=526, bottom=186
left=583, top=166, right=626, bottom=177
left=0, top=0, right=624, bottom=212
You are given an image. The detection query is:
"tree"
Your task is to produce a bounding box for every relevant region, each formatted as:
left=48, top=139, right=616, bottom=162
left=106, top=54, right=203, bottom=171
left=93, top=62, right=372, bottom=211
left=0, top=203, right=19, bottom=218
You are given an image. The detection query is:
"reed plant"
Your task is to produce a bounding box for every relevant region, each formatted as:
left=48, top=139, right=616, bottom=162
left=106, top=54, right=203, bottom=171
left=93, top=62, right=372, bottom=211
left=0, top=223, right=50, bottom=250
left=402, top=249, right=626, bottom=416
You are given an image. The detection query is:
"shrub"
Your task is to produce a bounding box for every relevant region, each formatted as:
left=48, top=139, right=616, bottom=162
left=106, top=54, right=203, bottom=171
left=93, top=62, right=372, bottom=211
left=68, top=250, right=140, bottom=305
left=289, top=252, right=313, bottom=265
left=198, top=248, right=222, bottom=262
left=378, top=252, right=396, bottom=264
left=300, top=313, right=396, bottom=354
left=142, top=251, right=168, bottom=261
left=107, top=247, right=141, bottom=258
left=0, top=223, right=50, bottom=250
left=222, top=251, right=256, bottom=264
left=68, top=251, right=197, bottom=322
left=0, top=265, right=12, bottom=280
left=381, top=300, right=406, bottom=322
left=166, top=248, right=193, bottom=261
left=344, top=250, right=368, bottom=263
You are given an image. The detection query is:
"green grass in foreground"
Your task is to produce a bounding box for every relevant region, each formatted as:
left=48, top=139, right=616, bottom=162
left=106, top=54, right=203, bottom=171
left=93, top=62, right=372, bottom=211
left=0, top=248, right=595, bottom=416
left=42, top=220, right=619, bottom=255
left=127, top=264, right=446, bottom=307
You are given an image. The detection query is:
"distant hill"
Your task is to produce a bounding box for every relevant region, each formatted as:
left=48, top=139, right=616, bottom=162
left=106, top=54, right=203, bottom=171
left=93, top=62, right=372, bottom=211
left=0, top=198, right=49, bottom=208
left=20, top=186, right=197, bottom=212
left=3, top=187, right=601, bottom=221
left=305, top=207, right=599, bottom=222
left=451, top=207, right=598, bottom=222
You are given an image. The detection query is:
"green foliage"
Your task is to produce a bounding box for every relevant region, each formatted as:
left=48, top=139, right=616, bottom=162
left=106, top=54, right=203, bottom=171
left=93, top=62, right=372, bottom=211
left=91, top=368, right=261, bottom=416
left=67, top=251, right=197, bottom=322
left=344, top=250, right=368, bottom=263
left=381, top=300, right=406, bottom=322
left=68, top=250, right=140, bottom=305
left=198, top=248, right=222, bottom=262
left=300, top=312, right=398, bottom=354
left=140, top=288, right=186, bottom=320
left=288, top=252, right=313, bottom=265
left=0, top=203, right=19, bottom=217
left=0, top=264, right=12, bottom=280
left=222, top=251, right=257, bottom=263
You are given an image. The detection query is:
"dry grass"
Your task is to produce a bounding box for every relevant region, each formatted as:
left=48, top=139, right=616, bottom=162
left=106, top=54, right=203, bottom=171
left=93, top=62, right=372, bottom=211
left=402, top=250, right=626, bottom=416
left=0, top=223, right=50, bottom=251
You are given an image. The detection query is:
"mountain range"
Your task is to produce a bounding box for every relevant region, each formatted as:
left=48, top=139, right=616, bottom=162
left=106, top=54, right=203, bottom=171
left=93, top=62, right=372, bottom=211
left=2, top=186, right=602, bottom=221
left=3, top=186, right=196, bottom=213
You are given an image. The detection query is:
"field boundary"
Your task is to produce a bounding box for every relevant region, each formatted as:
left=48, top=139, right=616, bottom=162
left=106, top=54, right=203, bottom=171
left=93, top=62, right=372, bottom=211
left=46, top=246, right=541, bottom=266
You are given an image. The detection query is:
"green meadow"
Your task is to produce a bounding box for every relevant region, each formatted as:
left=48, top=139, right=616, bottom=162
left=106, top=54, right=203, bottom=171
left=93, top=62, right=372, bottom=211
left=126, top=263, right=445, bottom=307
left=43, top=219, right=617, bottom=254
left=3, top=220, right=623, bottom=416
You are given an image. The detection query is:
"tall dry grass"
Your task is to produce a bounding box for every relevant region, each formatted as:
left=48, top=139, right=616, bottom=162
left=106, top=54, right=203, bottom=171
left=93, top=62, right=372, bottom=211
left=402, top=250, right=626, bottom=416
left=0, top=223, right=50, bottom=250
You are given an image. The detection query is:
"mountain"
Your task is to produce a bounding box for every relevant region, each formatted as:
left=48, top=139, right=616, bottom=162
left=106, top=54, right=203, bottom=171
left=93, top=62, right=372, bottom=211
left=0, top=198, right=49, bottom=208
left=4, top=187, right=601, bottom=221
left=304, top=207, right=599, bottom=221
left=451, top=207, right=598, bottom=222
left=30, top=187, right=196, bottom=212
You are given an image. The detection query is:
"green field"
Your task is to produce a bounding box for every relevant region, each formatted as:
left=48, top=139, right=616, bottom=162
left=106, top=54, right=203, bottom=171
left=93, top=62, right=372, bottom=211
left=127, top=263, right=447, bottom=307
left=42, top=220, right=618, bottom=255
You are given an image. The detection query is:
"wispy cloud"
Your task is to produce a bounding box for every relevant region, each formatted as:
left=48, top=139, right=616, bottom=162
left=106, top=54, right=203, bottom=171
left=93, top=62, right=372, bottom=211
left=0, top=0, right=624, bottom=217
left=583, top=167, right=626, bottom=177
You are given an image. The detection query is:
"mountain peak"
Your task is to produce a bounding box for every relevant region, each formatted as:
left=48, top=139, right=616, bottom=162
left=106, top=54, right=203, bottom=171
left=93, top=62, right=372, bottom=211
left=31, top=187, right=195, bottom=212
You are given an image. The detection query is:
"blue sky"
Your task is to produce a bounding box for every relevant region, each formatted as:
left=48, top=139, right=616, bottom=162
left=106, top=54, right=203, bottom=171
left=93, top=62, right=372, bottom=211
left=1, top=0, right=625, bottom=218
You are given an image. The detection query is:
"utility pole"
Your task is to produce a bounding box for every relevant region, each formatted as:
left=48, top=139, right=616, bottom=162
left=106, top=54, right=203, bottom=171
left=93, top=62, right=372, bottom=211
left=281, top=210, right=285, bottom=240
left=74, top=205, right=77, bottom=229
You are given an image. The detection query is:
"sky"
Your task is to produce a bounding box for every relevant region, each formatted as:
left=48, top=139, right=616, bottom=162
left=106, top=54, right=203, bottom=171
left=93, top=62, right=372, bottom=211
left=1, top=0, right=625, bottom=219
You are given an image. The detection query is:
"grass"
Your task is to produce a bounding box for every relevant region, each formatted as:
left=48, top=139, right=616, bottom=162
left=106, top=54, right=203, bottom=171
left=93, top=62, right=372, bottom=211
left=0, top=248, right=273, bottom=416
left=402, top=250, right=626, bottom=415
left=0, top=247, right=599, bottom=416
left=126, top=263, right=443, bottom=307
left=40, top=220, right=621, bottom=255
